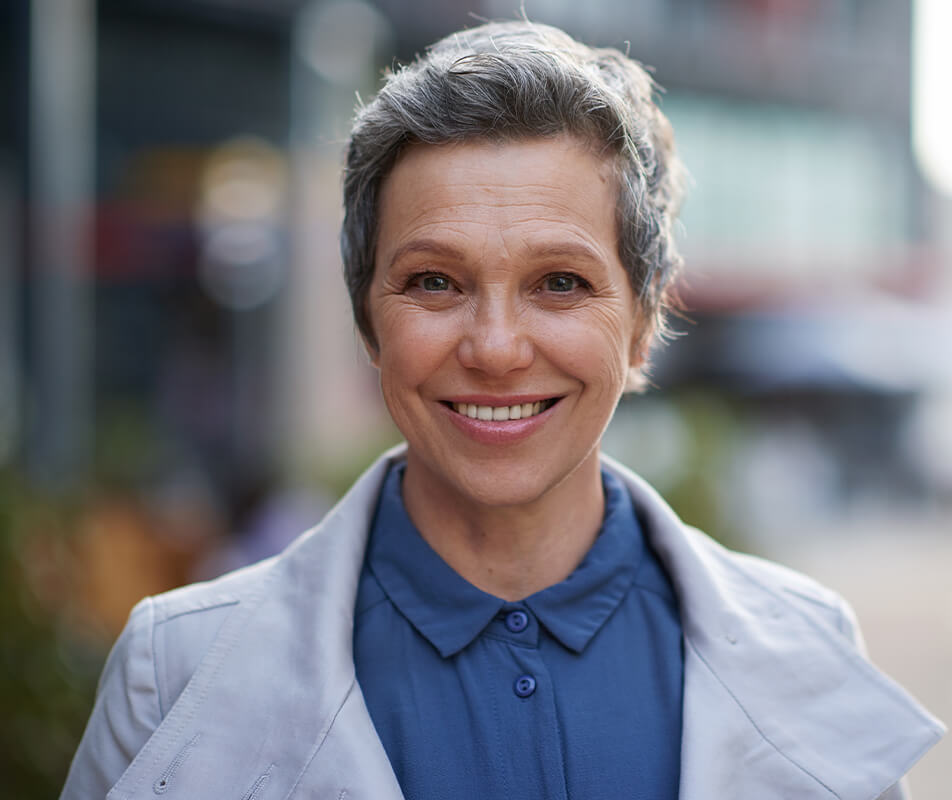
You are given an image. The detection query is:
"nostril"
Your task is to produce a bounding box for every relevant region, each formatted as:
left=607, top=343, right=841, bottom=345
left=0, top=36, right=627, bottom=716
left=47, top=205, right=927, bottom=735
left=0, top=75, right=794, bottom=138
left=457, top=328, right=533, bottom=375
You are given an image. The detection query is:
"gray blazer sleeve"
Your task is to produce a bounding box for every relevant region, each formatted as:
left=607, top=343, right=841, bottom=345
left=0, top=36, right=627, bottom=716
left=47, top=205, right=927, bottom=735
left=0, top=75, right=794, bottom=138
left=60, top=598, right=162, bottom=800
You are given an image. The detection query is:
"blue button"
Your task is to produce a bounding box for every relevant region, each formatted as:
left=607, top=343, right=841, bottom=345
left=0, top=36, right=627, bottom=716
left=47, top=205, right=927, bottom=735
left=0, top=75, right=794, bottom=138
left=514, top=674, right=536, bottom=698
left=505, top=610, right=529, bottom=633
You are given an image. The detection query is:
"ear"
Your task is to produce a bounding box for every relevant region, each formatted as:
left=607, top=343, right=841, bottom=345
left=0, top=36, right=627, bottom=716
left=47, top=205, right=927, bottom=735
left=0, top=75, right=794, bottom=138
left=360, top=332, right=381, bottom=368
left=628, top=319, right=655, bottom=369
left=624, top=321, right=655, bottom=392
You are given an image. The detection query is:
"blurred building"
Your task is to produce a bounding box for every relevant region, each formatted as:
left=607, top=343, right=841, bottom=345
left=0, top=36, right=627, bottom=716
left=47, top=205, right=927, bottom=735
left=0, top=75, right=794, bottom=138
left=2, top=2, right=950, bottom=795
left=2, top=0, right=950, bottom=518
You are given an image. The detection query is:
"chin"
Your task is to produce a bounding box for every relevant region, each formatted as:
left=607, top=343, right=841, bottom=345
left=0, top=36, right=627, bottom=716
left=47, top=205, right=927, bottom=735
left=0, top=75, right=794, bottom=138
left=453, top=453, right=595, bottom=510
left=458, top=475, right=552, bottom=510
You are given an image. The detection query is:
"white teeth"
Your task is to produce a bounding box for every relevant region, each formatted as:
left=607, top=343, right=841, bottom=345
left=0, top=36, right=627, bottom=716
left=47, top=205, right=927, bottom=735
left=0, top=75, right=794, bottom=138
left=452, top=400, right=552, bottom=420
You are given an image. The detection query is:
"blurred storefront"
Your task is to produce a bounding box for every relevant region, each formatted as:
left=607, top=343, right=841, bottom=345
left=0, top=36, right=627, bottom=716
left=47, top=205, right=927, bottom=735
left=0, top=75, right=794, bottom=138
left=1, top=0, right=949, bottom=795
left=3, top=0, right=948, bottom=524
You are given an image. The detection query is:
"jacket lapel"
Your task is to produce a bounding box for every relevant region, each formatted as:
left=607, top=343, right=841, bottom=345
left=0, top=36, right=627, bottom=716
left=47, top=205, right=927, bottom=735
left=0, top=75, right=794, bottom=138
left=108, top=452, right=405, bottom=800
left=606, top=456, right=945, bottom=800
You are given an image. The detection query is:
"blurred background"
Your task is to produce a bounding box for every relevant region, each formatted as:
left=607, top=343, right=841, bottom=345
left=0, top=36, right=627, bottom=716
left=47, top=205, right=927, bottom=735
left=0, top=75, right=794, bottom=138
left=1, top=0, right=950, bottom=796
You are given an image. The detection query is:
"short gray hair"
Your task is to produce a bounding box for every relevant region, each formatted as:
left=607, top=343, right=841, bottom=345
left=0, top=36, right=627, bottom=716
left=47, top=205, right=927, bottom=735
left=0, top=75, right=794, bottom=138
left=342, top=20, right=685, bottom=360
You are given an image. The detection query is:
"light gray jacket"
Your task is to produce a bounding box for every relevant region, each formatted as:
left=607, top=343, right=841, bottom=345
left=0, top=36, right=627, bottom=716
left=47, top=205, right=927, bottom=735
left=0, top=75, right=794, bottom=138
left=62, top=447, right=944, bottom=800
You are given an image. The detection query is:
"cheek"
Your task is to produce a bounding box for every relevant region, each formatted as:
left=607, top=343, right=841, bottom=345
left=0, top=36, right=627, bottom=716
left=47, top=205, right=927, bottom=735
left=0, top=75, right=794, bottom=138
left=541, top=311, right=635, bottom=391
left=375, top=299, right=459, bottom=342
left=374, top=305, right=460, bottom=386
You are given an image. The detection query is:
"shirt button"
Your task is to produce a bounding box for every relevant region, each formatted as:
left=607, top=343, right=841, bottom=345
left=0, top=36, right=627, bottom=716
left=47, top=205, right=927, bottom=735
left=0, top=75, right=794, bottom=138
left=513, top=674, right=536, bottom=698
left=505, top=610, right=529, bottom=633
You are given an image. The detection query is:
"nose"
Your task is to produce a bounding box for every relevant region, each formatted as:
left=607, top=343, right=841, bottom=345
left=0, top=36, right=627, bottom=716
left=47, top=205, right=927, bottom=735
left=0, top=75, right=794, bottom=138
left=457, top=294, right=533, bottom=376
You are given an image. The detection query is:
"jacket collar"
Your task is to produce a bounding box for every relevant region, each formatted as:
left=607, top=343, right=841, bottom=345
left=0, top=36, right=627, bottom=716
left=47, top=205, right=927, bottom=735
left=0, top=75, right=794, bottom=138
left=602, top=452, right=945, bottom=799
left=111, top=446, right=944, bottom=800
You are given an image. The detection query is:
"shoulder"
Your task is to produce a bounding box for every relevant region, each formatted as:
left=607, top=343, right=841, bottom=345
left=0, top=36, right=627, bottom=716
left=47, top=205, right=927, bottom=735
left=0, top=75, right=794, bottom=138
left=60, top=555, right=286, bottom=799
left=150, top=553, right=277, bottom=622
left=62, top=451, right=400, bottom=799
left=129, top=555, right=280, bottom=715
left=704, top=535, right=862, bottom=642
left=599, top=454, right=862, bottom=645
left=115, top=447, right=404, bottom=707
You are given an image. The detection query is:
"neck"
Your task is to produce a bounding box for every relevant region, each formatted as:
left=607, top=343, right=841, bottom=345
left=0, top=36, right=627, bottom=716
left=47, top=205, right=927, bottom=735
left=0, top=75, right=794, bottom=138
left=401, top=451, right=605, bottom=601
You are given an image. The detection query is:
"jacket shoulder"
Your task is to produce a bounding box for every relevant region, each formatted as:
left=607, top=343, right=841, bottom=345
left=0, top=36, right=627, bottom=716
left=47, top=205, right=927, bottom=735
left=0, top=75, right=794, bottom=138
left=146, top=554, right=281, bottom=713
left=150, top=553, right=278, bottom=621
left=693, top=530, right=862, bottom=644
left=60, top=555, right=283, bottom=800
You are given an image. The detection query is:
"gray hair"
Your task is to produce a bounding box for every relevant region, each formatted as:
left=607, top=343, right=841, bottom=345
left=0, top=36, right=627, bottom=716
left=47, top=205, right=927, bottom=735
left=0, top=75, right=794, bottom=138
left=342, top=20, right=685, bottom=364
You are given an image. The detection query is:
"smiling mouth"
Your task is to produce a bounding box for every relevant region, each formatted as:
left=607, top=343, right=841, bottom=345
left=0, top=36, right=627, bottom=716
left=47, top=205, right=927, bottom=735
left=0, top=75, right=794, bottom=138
left=446, top=398, right=559, bottom=421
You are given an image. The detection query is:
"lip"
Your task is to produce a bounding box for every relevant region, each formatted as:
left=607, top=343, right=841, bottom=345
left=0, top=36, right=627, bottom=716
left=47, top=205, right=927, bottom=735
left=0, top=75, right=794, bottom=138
left=440, top=396, right=561, bottom=445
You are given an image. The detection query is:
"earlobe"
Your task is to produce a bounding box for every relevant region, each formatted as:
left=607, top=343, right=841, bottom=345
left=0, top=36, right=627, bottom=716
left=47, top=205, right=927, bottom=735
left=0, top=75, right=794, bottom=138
left=363, top=338, right=381, bottom=368
left=628, top=324, right=654, bottom=370
left=628, top=346, right=647, bottom=371
left=623, top=366, right=644, bottom=393
left=624, top=326, right=654, bottom=393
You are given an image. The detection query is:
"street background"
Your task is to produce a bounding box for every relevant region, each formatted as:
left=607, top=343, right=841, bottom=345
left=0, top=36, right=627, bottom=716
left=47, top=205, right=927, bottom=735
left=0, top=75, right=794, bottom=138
left=1, top=1, right=949, bottom=796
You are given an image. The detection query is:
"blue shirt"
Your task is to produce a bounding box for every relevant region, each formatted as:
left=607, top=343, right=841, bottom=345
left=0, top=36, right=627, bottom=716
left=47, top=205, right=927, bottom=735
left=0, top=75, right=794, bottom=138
left=353, top=465, right=683, bottom=799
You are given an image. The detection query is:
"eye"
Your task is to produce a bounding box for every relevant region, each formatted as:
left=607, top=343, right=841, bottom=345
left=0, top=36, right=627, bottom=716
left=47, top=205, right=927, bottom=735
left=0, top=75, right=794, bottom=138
left=543, top=273, right=587, bottom=293
left=413, top=273, right=451, bottom=292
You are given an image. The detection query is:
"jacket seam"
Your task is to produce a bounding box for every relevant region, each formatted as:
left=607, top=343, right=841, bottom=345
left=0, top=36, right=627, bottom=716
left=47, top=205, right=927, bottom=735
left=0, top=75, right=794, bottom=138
left=284, top=679, right=360, bottom=799
left=685, top=633, right=840, bottom=799
left=154, top=601, right=242, bottom=716
left=151, top=599, right=166, bottom=719
left=154, top=599, right=241, bottom=626
left=241, top=762, right=276, bottom=800
left=152, top=732, right=201, bottom=794
left=781, top=586, right=838, bottom=614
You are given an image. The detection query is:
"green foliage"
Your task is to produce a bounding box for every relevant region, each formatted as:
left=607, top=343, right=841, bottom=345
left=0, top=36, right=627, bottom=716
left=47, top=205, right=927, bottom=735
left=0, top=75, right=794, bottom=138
left=0, top=474, right=104, bottom=798
left=662, top=391, right=743, bottom=549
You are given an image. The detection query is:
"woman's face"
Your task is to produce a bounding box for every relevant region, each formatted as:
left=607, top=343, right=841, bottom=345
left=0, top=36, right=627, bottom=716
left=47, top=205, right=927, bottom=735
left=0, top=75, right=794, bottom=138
left=367, top=135, right=649, bottom=511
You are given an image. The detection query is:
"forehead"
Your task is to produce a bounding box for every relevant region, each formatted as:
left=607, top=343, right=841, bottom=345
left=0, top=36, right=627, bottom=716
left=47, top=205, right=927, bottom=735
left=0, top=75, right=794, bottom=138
left=374, top=135, right=621, bottom=269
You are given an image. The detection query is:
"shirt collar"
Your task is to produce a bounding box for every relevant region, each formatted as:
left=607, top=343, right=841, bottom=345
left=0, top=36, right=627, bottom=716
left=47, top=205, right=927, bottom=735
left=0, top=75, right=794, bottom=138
left=367, top=464, right=504, bottom=657
left=525, top=469, right=643, bottom=653
left=367, top=464, right=644, bottom=658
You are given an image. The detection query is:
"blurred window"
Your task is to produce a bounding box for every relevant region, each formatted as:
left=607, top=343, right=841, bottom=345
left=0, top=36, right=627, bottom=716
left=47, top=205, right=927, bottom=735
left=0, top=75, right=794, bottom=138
left=665, top=94, right=912, bottom=277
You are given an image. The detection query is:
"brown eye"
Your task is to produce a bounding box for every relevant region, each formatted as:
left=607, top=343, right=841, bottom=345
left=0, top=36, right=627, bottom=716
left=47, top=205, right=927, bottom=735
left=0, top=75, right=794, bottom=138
left=421, top=274, right=450, bottom=291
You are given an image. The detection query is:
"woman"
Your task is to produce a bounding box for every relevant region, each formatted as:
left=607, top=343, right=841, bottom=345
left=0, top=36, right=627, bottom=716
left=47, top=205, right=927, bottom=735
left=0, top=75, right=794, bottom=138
left=62, top=21, right=942, bottom=800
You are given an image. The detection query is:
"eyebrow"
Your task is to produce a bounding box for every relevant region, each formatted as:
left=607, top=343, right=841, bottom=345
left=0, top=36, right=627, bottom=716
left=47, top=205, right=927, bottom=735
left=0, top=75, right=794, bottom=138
left=526, top=241, right=607, bottom=264
left=386, top=239, right=467, bottom=270
left=386, top=238, right=608, bottom=271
